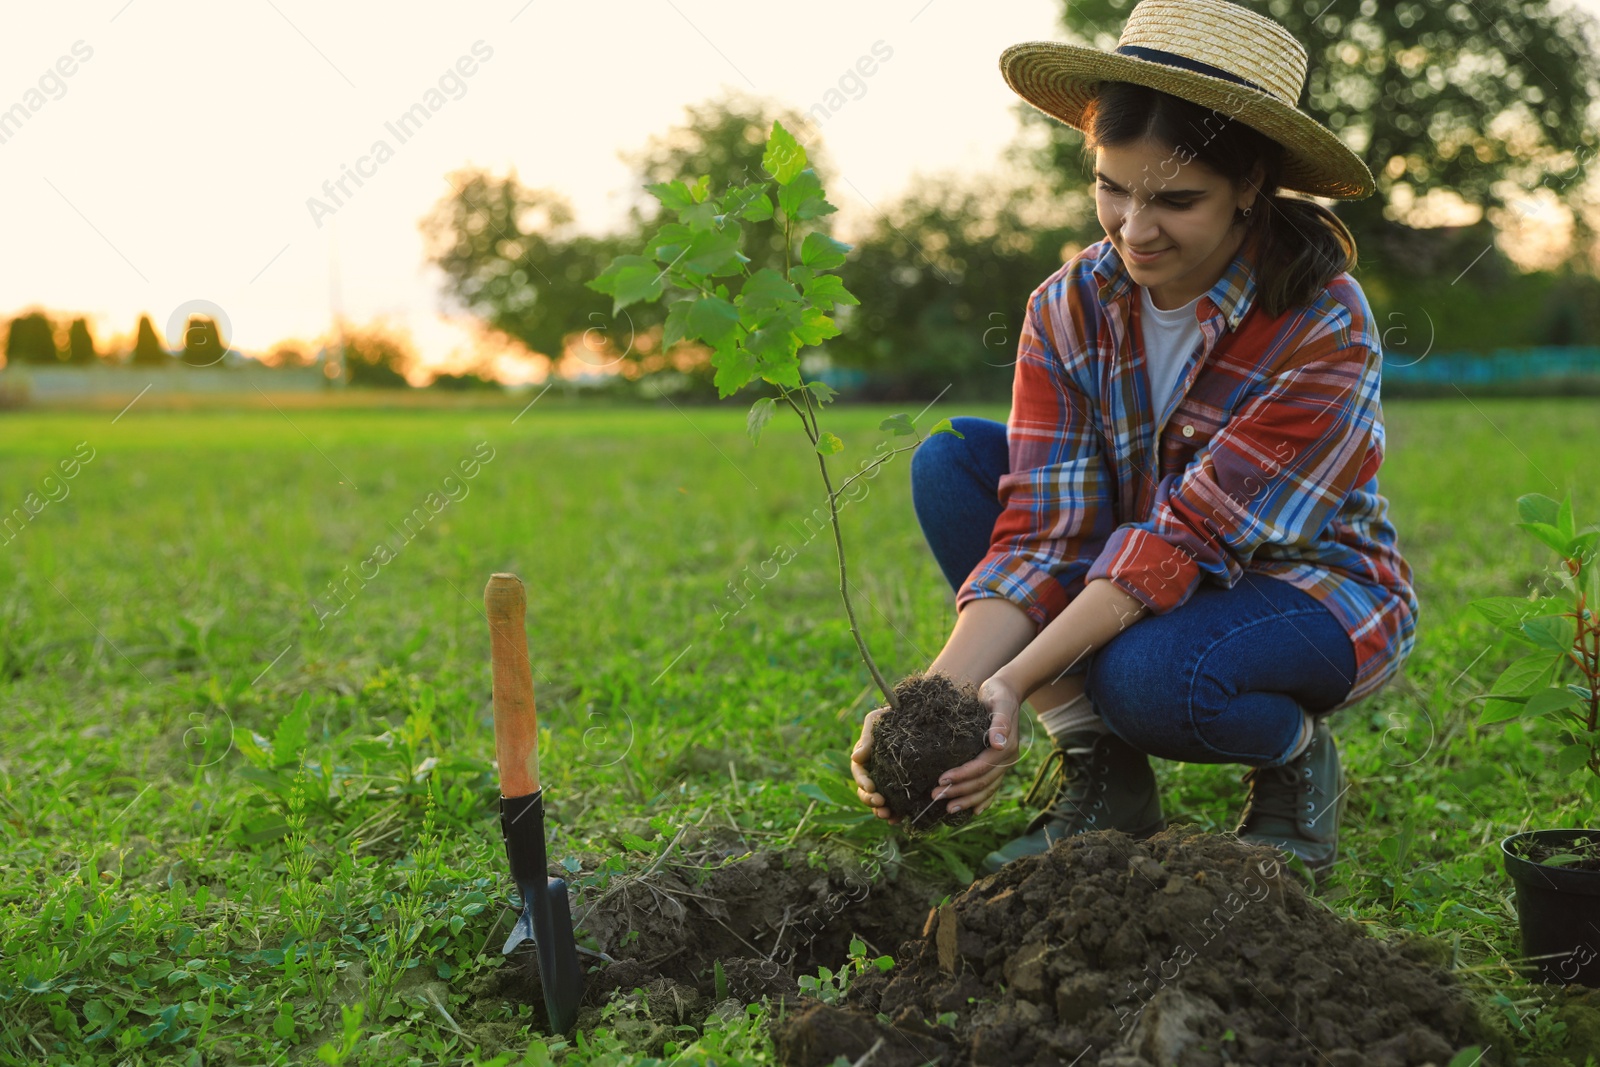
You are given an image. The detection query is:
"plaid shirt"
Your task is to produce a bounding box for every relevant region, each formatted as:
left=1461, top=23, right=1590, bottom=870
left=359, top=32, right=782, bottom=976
left=958, top=234, right=1417, bottom=709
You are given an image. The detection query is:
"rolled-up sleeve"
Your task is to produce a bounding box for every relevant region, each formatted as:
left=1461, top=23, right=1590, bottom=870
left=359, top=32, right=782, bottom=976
left=1085, top=340, right=1383, bottom=614
left=956, top=290, right=1115, bottom=630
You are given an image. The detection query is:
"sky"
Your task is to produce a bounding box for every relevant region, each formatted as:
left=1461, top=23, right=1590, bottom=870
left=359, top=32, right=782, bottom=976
left=1, top=0, right=1595, bottom=382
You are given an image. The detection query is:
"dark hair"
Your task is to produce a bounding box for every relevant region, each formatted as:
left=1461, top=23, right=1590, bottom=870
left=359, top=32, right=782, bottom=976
left=1080, top=80, right=1357, bottom=320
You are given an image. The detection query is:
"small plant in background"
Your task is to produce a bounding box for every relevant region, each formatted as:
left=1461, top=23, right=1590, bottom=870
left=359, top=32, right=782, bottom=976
left=795, top=937, right=893, bottom=1004
left=281, top=771, right=334, bottom=1007
left=1473, top=491, right=1600, bottom=804
left=589, top=121, right=959, bottom=715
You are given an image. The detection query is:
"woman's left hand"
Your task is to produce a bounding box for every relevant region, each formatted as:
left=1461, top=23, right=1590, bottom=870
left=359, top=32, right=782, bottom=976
left=931, top=675, right=1024, bottom=816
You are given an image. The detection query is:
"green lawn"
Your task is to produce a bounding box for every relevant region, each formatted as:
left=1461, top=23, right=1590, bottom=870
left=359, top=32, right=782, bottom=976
left=1, top=397, right=1597, bottom=1065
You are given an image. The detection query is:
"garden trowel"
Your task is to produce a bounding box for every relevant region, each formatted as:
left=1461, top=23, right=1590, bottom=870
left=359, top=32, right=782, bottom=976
left=486, top=572, right=583, bottom=1034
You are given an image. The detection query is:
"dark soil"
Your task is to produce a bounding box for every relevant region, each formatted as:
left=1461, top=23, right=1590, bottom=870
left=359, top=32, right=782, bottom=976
left=867, top=672, right=991, bottom=829
left=1514, top=830, right=1600, bottom=873
left=470, top=829, right=953, bottom=1044
left=772, top=826, right=1495, bottom=1066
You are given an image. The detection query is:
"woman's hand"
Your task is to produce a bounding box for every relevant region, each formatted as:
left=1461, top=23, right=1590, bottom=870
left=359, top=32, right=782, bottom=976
left=850, top=706, right=901, bottom=823
left=932, top=675, right=1024, bottom=816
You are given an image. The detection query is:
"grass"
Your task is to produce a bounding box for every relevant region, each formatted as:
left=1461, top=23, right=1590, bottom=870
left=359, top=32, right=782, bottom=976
left=0, top=396, right=1597, bottom=1065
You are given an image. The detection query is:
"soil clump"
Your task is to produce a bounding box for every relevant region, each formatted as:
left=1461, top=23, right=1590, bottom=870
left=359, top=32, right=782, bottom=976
left=773, top=826, right=1494, bottom=1066
left=867, top=672, right=990, bottom=829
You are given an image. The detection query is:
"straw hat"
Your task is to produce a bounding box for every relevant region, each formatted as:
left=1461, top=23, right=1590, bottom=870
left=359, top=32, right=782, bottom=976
left=1000, top=0, right=1375, bottom=200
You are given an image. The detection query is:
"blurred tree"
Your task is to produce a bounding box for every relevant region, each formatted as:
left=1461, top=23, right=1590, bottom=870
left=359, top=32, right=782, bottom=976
left=130, top=315, right=168, bottom=366
left=179, top=316, right=227, bottom=367
left=267, top=345, right=310, bottom=368
left=341, top=324, right=413, bottom=388
left=66, top=318, right=97, bottom=365
left=429, top=370, right=501, bottom=391
left=421, top=175, right=630, bottom=373
left=834, top=173, right=1084, bottom=400
left=5, top=312, right=60, bottom=365
left=421, top=92, right=828, bottom=391
left=1026, top=0, right=1600, bottom=278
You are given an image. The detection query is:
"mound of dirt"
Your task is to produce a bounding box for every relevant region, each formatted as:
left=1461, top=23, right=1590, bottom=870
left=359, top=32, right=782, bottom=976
left=868, top=672, right=990, bottom=829
left=472, top=831, right=953, bottom=1043
left=773, top=826, right=1493, bottom=1066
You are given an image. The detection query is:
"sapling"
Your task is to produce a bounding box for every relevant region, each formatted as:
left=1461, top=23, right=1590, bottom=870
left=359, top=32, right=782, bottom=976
left=589, top=121, right=988, bottom=826
left=1472, top=491, right=1600, bottom=868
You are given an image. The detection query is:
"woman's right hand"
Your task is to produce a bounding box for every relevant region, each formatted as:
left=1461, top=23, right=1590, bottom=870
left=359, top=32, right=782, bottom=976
left=850, top=706, right=901, bottom=823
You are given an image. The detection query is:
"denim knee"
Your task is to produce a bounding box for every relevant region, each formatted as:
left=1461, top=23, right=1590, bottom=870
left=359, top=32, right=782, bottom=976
left=909, top=416, right=994, bottom=493
left=1085, top=626, right=1188, bottom=752
left=909, top=426, right=958, bottom=496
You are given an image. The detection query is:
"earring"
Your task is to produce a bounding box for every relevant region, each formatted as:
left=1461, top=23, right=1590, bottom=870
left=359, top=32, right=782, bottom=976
left=1241, top=206, right=1253, bottom=219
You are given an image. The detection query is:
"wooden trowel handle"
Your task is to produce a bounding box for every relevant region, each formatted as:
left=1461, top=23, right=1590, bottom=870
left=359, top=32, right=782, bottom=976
left=486, top=572, right=540, bottom=797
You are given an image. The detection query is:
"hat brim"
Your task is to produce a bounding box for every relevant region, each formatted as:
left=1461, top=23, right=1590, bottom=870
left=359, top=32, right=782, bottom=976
left=1001, top=41, right=1375, bottom=200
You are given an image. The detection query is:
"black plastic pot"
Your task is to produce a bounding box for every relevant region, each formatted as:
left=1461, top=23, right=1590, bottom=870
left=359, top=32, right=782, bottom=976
left=1502, top=828, right=1600, bottom=986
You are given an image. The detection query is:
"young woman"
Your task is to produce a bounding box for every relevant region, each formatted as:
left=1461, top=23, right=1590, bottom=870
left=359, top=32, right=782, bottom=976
left=850, top=0, right=1417, bottom=881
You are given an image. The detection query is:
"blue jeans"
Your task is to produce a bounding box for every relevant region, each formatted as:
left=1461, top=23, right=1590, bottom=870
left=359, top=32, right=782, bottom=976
left=910, top=416, right=1357, bottom=768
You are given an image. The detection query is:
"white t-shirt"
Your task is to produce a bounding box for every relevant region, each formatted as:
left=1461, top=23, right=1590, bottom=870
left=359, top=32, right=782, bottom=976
left=1138, top=284, right=1203, bottom=418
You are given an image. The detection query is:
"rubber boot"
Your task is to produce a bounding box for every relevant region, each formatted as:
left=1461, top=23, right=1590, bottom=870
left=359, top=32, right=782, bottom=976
left=1235, top=717, right=1344, bottom=882
left=981, top=729, right=1166, bottom=875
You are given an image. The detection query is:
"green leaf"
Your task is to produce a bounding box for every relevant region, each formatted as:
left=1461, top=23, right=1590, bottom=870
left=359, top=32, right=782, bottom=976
left=681, top=225, right=746, bottom=277
left=800, top=232, right=851, bottom=270
left=762, top=121, right=807, bottom=185
left=1557, top=493, right=1576, bottom=539
left=1516, top=521, right=1572, bottom=555
left=1490, top=652, right=1563, bottom=696
left=273, top=693, right=311, bottom=768
left=802, top=273, right=860, bottom=310
left=778, top=169, right=836, bottom=222
left=930, top=417, right=964, bottom=439
left=681, top=199, right=719, bottom=234
left=273, top=1003, right=296, bottom=1041
left=1518, top=493, right=1561, bottom=527
left=686, top=296, right=741, bottom=349
left=1557, top=743, right=1592, bottom=775
left=663, top=300, right=693, bottom=348
left=233, top=729, right=272, bottom=770
left=722, top=183, right=773, bottom=222
left=795, top=307, right=839, bottom=347
left=712, top=345, right=757, bottom=399
left=796, top=782, right=837, bottom=806
left=688, top=174, right=711, bottom=204
left=1478, top=697, right=1528, bottom=725
left=747, top=320, right=801, bottom=366
left=804, top=380, right=838, bottom=406
left=1526, top=686, right=1582, bottom=717
left=746, top=397, right=777, bottom=444
left=1472, top=595, right=1568, bottom=635
left=645, top=222, right=694, bottom=264
left=1521, top=614, right=1576, bottom=654
left=1542, top=853, right=1589, bottom=867
left=879, top=413, right=915, bottom=436
left=756, top=351, right=803, bottom=391
left=588, top=255, right=664, bottom=314
left=739, top=269, right=803, bottom=315
left=816, top=432, right=843, bottom=455
left=646, top=181, right=694, bottom=213
left=714, top=959, right=728, bottom=1001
